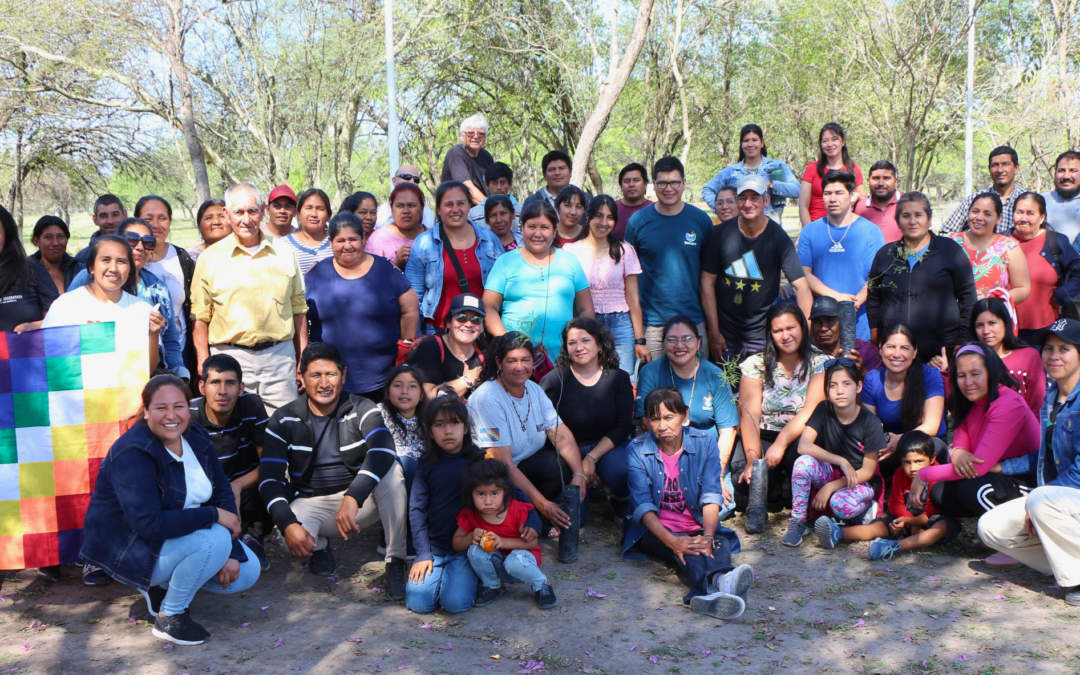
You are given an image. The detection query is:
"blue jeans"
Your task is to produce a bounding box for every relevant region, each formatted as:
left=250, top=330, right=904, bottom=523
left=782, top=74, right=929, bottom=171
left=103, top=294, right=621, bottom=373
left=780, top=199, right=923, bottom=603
left=147, top=524, right=261, bottom=616
left=634, top=525, right=734, bottom=603
left=467, top=545, right=548, bottom=592
left=578, top=440, right=630, bottom=524
left=597, top=311, right=636, bottom=379
left=405, top=552, right=478, bottom=614
left=719, top=471, right=736, bottom=521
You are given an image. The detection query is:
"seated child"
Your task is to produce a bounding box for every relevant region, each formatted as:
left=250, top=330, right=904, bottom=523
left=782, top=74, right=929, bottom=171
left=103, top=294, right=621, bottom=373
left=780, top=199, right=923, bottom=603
left=454, top=456, right=556, bottom=609
left=814, top=430, right=962, bottom=559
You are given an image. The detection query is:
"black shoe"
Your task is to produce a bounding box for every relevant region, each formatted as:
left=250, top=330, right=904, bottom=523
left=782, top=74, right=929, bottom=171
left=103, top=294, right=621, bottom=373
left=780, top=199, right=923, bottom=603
left=309, top=547, right=336, bottom=577
left=152, top=610, right=211, bottom=645
left=473, top=584, right=506, bottom=607
left=243, top=534, right=270, bottom=571
left=145, top=586, right=167, bottom=615
left=535, top=583, right=558, bottom=610
left=82, top=563, right=112, bottom=587
left=36, top=566, right=61, bottom=583
left=385, top=558, right=406, bottom=600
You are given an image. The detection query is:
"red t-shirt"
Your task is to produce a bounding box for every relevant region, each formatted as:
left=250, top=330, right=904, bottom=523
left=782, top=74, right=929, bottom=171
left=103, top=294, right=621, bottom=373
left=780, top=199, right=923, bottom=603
left=888, top=465, right=939, bottom=519
left=430, top=239, right=483, bottom=329
left=1015, top=231, right=1060, bottom=331
left=614, top=199, right=653, bottom=240
left=457, top=500, right=542, bottom=565
left=801, top=162, right=864, bottom=222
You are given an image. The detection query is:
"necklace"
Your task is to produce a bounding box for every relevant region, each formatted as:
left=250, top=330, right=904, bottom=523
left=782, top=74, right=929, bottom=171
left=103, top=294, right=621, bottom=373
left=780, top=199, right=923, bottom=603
left=669, top=359, right=699, bottom=409
left=827, top=219, right=853, bottom=252
left=502, top=382, right=531, bottom=432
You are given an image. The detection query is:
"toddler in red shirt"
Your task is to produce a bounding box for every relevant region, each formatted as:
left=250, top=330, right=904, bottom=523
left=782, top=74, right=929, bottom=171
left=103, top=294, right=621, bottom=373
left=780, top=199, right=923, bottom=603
left=454, top=456, right=557, bottom=609
left=813, top=431, right=961, bottom=560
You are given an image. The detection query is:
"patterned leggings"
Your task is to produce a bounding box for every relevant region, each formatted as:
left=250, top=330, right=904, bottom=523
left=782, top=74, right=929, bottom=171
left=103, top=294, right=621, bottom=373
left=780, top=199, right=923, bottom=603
left=791, top=455, right=875, bottom=521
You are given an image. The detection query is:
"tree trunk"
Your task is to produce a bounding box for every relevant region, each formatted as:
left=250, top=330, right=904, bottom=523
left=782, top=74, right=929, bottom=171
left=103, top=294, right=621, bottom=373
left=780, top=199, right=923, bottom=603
left=670, top=0, right=692, bottom=167
left=163, top=0, right=210, bottom=205
left=570, top=0, right=656, bottom=187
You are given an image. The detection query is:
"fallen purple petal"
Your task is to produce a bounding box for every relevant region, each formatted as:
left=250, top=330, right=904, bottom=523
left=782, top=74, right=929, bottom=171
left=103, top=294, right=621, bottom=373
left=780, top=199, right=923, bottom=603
left=261, top=606, right=270, bottom=611
left=444, top=643, right=453, bottom=650
left=649, top=655, right=659, bottom=664
left=853, top=620, right=865, bottom=627
left=420, top=623, right=432, bottom=629
left=162, top=644, right=172, bottom=650
left=926, top=576, right=939, bottom=581
left=348, top=638, right=362, bottom=643
left=584, top=650, right=593, bottom=657
left=586, top=587, right=607, bottom=598
left=702, top=649, right=714, bottom=655
left=629, top=645, right=637, bottom=651
left=887, top=601, right=896, bottom=606
left=903, top=637, right=912, bottom=642
left=958, top=655, right=968, bottom=662
left=272, top=638, right=284, bottom=649
left=922, top=660, right=930, bottom=666
left=241, top=622, right=250, bottom=627
left=995, top=595, right=1006, bottom=600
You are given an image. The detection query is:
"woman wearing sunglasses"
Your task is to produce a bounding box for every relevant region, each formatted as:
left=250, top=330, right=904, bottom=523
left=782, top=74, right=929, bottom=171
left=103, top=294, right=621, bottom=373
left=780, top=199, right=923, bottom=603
left=68, top=218, right=185, bottom=379
left=406, top=293, right=486, bottom=399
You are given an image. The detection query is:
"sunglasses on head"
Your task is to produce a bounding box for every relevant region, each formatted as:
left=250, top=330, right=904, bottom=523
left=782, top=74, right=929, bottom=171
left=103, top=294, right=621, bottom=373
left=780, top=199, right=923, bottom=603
left=452, top=313, right=484, bottom=326
left=124, top=233, right=157, bottom=248
left=396, top=173, right=421, bottom=184
left=823, top=357, right=856, bottom=369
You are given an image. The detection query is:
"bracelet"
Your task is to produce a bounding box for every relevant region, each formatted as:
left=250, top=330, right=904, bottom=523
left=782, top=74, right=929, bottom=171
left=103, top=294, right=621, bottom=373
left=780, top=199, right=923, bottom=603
left=584, top=454, right=597, bottom=464
left=702, top=534, right=714, bottom=539
left=573, top=472, right=588, bottom=481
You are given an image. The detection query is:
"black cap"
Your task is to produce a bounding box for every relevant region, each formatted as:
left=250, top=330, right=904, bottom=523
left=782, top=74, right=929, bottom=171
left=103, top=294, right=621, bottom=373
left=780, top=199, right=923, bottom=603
left=809, top=296, right=840, bottom=320
left=448, top=293, right=486, bottom=317
left=1033, top=318, right=1080, bottom=347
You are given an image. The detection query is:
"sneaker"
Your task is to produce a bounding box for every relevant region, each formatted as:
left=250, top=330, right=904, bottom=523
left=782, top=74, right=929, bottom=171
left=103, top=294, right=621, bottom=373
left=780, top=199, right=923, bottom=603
left=36, top=566, right=61, bottom=583
left=860, top=502, right=878, bottom=525
left=151, top=610, right=211, bottom=646
left=815, top=516, right=844, bottom=550
left=867, top=538, right=902, bottom=561
left=243, top=534, right=270, bottom=571
left=781, top=518, right=810, bottom=547
left=713, top=564, right=754, bottom=603
left=145, top=585, right=167, bottom=616
left=309, top=547, right=336, bottom=577
left=1066, top=588, right=1080, bottom=607
left=473, top=585, right=506, bottom=608
left=535, top=583, right=558, bottom=610
left=385, top=558, right=406, bottom=601
left=689, top=591, right=745, bottom=620
left=82, top=563, right=112, bottom=587
left=984, top=552, right=1022, bottom=569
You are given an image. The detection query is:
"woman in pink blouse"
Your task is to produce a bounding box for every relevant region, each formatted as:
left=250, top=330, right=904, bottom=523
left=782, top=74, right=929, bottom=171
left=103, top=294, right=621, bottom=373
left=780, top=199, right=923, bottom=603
left=911, top=343, right=1040, bottom=519
left=365, top=183, right=427, bottom=269
left=564, top=195, right=648, bottom=377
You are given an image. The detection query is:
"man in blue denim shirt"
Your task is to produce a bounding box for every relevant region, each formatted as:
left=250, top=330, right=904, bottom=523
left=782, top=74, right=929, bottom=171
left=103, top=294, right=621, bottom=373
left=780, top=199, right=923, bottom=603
left=980, top=319, right=1080, bottom=605
left=623, top=387, right=752, bottom=619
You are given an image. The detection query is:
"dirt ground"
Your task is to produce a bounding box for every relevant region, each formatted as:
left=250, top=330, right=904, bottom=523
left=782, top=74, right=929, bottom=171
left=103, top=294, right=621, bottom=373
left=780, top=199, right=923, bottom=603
left=0, top=506, right=1077, bottom=675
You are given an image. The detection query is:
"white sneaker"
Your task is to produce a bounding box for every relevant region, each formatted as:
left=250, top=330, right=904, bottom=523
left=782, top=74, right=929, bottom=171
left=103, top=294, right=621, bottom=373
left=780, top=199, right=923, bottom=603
left=712, top=564, right=754, bottom=603
left=690, top=592, right=745, bottom=620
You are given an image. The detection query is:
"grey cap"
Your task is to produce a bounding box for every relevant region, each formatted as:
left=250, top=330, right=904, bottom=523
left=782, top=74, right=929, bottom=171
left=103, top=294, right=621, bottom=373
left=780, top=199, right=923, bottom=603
left=736, top=174, right=769, bottom=195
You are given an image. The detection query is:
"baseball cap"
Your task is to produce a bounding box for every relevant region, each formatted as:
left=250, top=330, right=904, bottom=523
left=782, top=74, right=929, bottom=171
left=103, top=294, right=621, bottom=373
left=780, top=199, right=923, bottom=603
left=736, top=175, right=768, bottom=195
left=449, top=293, right=486, bottom=317
left=809, top=296, right=841, bottom=320
left=268, top=185, right=297, bottom=204
left=1033, top=318, right=1080, bottom=347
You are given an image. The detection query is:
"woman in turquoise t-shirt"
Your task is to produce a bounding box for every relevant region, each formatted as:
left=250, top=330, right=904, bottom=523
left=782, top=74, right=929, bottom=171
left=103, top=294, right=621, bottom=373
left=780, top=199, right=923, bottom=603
left=483, top=200, right=595, bottom=357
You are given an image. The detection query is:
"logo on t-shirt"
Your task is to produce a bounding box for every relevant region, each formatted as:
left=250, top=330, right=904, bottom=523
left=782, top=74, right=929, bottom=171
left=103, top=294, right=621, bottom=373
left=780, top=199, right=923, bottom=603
left=724, top=252, right=764, bottom=280
left=683, top=231, right=698, bottom=246
left=702, top=393, right=714, bottom=411
left=477, top=427, right=502, bottom=443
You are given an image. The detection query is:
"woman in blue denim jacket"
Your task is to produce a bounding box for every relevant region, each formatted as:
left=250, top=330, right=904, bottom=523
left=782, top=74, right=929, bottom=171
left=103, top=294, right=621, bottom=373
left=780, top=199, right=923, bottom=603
left=404, top=181, right=504, bottom=334
left=69, top=218, right=187, bottom=379
left=623, top=387, right=753, bottom=620
left=82, top=376, right=260, bottom=645
left=701, top=124, right=800, bottom=223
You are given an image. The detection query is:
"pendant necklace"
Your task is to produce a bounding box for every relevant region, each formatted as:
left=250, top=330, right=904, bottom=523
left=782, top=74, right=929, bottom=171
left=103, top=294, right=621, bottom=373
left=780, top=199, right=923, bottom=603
left=503, top=382, right=531, bottom=432
left=669, top=360, right=699, bottom=409
left=828, top=220, right=852, bottom=252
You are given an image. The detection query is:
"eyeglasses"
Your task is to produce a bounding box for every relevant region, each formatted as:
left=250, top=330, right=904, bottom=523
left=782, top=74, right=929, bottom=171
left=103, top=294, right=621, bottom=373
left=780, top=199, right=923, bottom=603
left=664, top=336, right=698, bottom=346
left=452, top=313, right=484, bottom=326
left=463, top=131, right=487, bottom=138
left=396, top=173, right=421, bottom=184
left=823, top=357, right=856, bottom=369
left=124, top=233, right=157, bottom=249
left=655, top=180, right=685, bottom=190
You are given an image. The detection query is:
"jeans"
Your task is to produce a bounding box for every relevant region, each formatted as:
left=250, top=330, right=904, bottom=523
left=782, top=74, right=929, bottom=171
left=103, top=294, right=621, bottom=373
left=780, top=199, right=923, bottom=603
left=405, top=552, right=478, bottom=614
left=633, top=526, right=733, bottom=603
left=578, top=440, right=631, bottom=524
left=147, top=524, right=261, bottom=616
left=467, top=545, right=548, bottom=592
left=596, top=311, right=637, bottom=378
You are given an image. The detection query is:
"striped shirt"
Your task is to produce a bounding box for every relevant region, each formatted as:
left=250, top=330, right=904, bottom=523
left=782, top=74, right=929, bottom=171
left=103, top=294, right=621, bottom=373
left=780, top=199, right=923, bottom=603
left=276, top=234, right=333, bottom=275
left=189, top=391, right=268, bottom=480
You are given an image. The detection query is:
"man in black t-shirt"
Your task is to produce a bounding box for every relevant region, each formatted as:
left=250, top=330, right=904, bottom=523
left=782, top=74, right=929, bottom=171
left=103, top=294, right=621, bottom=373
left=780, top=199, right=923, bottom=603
left=190, top=354, right=271, bottom=569
left=440, top=113, right=495, bottom=204
left=700, top=176, right=812, bottom=360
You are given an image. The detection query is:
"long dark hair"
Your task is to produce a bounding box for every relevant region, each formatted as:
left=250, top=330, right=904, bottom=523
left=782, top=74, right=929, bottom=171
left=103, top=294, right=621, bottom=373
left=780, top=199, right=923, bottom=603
left=86, top=233, right=137, bottom=295
left=948, top=342, right=1019, bottom=426
left=434, top=181, right=474, bottom=220
left=762, top=302, right=813, bottom=384
left=338, top=191, right=378, bottom=215
left=479, top=332, right=535, bottom=384
left=582, top=194, right=624, bottom=263
left=737, top=124, right=768, bottom=162
left=880, top=325, right=927, bottom=431
left=816, top=122, right=855, bottom=177
left=969, top=298, right=1026, bottom=352
left=297, top=188, right=332, bottom=215
left=823, top=360, right=863, bottom=408
left=0, top=204, right=31, bottom=297
left=555, top=317, right=619, bottom=370
left=483, top=194, right=515, bottom=223
left=419, top=394, right=481, bottom=467
left=382, top=365, right=429, bottom=437
left=460, top=456, right=515, bottom=516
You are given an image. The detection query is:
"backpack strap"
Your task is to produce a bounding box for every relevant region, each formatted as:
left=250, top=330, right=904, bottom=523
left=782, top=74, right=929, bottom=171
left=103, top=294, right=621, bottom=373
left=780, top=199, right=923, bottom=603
left=439, top=223, right=471, bottom=295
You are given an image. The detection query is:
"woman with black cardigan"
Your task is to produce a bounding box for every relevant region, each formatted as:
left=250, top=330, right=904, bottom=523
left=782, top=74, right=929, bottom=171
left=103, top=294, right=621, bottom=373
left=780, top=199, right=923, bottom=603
left=541, top=318, right=634, bottom=522
left=866, top=192, right=978, bottom=362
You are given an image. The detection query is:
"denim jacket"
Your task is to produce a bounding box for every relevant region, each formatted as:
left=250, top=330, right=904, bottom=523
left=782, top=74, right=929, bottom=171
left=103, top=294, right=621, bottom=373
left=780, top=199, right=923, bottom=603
left=404, top=222, right=504, bottom=322
left=701, top=159, right=800, bottom=221
left=623, top=428, right=740, bottom=556
left=69, top=268, right=187, bottom=379
left=80, top=422, right=245, bottom=591
left=1003, top=380, right=1080, bottom=489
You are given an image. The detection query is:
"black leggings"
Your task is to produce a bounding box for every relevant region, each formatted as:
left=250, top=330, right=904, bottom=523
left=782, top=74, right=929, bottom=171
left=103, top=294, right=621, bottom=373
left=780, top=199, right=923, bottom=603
left=516, top=442, right=571, bottom=525
left=929, top=473, right=1036, bottom=519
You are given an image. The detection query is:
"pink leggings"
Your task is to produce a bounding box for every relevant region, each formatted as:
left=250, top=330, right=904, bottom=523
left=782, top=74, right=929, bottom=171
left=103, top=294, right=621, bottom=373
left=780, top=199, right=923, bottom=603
left=791, top=455, right=875, bottom=521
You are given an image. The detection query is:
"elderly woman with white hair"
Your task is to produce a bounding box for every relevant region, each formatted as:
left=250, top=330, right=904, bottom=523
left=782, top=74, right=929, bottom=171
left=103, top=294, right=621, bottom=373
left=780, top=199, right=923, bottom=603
left=440, top=113, right=494, bottom=204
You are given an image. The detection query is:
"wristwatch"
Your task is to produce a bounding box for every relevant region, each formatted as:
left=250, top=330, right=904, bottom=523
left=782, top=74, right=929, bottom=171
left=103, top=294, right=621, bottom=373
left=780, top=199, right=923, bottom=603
left=634, top=338, right=647, bottom=346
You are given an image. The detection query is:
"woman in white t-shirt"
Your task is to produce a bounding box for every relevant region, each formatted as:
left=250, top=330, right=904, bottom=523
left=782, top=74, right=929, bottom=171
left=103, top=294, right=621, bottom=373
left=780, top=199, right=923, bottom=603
left=135, top=195, right=195, bottom=359
left=43, top=234, right=166, bottom=375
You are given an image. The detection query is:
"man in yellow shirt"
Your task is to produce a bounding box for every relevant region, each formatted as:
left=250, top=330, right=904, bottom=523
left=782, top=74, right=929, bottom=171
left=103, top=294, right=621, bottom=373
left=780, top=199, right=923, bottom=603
left=190, top=183, right=309, bottom=414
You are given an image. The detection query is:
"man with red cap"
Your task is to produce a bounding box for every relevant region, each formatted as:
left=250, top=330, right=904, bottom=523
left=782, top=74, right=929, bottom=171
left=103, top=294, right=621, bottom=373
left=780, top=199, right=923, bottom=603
left=263, top=184, right=298, bottom=239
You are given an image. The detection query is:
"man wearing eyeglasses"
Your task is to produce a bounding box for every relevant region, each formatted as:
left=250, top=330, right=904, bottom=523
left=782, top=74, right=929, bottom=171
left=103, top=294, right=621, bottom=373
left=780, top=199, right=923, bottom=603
left=441, top=114, right=495, bottom=205
left=375, top=164, right=437, bottom=231
left=625, top=156, right=715, bottom=361
left=189, top=183, right=309, bottom=416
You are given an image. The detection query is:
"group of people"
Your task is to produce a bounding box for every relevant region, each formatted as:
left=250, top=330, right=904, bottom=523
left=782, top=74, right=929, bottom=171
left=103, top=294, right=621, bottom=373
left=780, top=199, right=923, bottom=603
left=2, top=113, right=1080, bottom=647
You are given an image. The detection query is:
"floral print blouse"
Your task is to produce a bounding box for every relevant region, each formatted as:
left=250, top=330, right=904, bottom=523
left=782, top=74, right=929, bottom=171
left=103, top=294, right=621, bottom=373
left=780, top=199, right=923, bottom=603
left=948, top=233, right=1017, bottom=299
left=740, top=351, right=830, bottom=432
left=379, top=401, right=423, bottom=459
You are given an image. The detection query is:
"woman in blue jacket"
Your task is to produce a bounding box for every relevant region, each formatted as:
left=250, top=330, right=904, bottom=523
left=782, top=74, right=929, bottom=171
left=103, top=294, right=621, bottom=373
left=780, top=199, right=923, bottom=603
left=623, top=387, right=752, bottom=620
left=700, top=124, right=800, bottom=223
left=81, top=375, right=260, bottom=646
